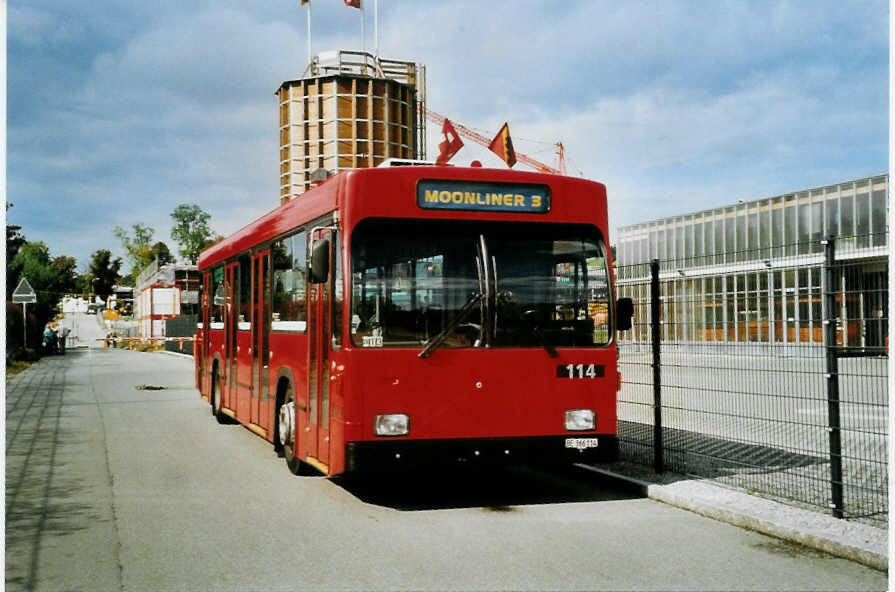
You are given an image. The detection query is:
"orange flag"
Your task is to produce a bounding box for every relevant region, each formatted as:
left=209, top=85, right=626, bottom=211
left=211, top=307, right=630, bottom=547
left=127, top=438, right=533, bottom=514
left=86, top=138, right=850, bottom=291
left=344, top=0, right=361, bottom=7
left=436, top=119, right=464, bottom=165
left=488, top=122, right=516, bottom=168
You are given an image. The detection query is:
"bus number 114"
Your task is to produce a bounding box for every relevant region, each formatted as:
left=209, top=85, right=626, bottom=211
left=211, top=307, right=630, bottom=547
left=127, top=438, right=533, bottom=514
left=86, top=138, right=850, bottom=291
left=560, top=364, right=604, bottom=379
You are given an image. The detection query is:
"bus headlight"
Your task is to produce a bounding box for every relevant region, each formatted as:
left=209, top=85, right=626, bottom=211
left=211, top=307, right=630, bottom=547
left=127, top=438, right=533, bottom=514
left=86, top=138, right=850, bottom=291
left=565, top=409, right=595, bottom=431
left=374, top=413, right=410, bottom=437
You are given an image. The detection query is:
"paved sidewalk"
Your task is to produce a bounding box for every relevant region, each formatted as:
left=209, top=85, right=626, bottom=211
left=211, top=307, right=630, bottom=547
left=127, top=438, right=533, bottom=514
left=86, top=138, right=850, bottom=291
left=579, top=462, right=888, bottom=572
left=6, top=350, right=122, bottom=591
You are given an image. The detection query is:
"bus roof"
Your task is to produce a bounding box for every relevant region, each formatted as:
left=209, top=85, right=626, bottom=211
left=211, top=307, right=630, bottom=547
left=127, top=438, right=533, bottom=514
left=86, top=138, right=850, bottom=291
left=198, top=166, right=607, bottom=271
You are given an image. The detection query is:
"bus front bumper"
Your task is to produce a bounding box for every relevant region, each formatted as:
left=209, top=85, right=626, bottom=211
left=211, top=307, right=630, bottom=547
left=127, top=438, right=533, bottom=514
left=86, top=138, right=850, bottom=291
left=344, top=435, right=619, bottom=473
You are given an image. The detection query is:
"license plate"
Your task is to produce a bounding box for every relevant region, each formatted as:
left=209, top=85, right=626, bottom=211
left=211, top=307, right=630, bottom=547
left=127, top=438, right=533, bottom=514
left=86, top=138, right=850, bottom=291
left=565, top=438, right=599, bottom=450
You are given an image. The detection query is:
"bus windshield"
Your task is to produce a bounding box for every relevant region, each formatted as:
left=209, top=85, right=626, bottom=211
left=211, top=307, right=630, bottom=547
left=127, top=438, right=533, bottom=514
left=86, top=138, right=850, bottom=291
left=350, top=219, right=612, bottom=351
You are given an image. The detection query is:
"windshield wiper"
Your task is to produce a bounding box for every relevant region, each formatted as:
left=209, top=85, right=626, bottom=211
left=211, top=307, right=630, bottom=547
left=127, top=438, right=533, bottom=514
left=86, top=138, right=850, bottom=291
left=532, top=325, right=559, bottom=358
left=522, top=309, right=558, bottom=358
left=418, top=292, right=483, bottom=359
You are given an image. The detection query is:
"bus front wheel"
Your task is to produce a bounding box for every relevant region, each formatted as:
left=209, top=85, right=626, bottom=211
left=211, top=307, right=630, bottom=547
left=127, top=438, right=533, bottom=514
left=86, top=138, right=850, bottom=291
left=277, top=383, right=305, bottom=475
left=211, top=366, right=229, bottom=425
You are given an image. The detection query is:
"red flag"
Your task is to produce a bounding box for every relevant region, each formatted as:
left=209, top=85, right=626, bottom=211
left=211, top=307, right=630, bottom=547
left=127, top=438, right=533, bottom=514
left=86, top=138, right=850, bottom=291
left=436, top=119, right=464, bottom=166
left=488, top=122, right=516, bottom=168
left=344, top=0, right=361, bottom=7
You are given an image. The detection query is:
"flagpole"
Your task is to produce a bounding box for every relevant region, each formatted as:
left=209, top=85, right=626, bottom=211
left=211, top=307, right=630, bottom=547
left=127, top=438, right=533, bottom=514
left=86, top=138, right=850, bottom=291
left=306, top=1, right=312, bottom=68
left=361, top=4, right=366, bottom=52
left=374, top=0, right=379, bottom=57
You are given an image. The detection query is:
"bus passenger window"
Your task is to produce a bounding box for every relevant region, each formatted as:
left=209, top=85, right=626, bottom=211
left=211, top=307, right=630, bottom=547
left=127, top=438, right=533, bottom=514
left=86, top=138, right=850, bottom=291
left=332, top=234, right=343, bottom=348
left=272, top=231, right=308, bottom=331
left=238, top=255, right=251, bottom=326
left=211, top=267, right=225, bottom=324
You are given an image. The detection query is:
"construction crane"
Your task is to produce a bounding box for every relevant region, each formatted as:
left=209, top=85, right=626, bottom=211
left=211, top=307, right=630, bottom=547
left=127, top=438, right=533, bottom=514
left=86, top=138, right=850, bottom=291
left=422, top=106, right=567, bottom=176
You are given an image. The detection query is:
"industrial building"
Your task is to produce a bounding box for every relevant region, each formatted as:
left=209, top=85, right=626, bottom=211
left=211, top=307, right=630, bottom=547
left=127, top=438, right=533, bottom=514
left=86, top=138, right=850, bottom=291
left=615, top=174, right=888, bottom=349
left=135, top=260, right=200, bottom=339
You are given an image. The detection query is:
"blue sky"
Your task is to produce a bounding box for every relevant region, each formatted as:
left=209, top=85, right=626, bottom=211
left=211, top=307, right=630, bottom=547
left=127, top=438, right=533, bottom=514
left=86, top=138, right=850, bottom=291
left=7, top=1, right=889, bottom=270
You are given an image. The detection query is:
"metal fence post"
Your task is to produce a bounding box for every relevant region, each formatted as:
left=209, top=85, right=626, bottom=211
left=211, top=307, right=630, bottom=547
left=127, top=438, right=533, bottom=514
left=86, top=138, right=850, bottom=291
left=651, top=259, right=664, bottom=473
left=823, top=236, right=844, bottom=519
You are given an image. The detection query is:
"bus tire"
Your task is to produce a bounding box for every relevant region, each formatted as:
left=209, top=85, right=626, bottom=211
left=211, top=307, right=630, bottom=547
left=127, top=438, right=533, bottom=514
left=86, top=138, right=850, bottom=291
left=211, top=365, right=229, bottom=425
left=276, top=381, right=307, bottom=475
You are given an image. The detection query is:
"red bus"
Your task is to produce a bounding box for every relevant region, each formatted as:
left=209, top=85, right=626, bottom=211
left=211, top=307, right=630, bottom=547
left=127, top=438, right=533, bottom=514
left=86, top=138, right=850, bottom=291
left=195, top=163, right=633, bottom=476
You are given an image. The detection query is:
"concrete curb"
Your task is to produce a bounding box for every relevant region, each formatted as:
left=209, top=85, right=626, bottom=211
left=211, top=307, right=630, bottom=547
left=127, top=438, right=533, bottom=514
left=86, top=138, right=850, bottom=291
left=578, top=465, right=888, bottom=572
left=157, top=350, right=193, bottom=360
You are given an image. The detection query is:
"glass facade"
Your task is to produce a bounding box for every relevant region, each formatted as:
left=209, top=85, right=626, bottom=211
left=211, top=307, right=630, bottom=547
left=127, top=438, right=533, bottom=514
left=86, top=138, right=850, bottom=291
left=616, top=175, right=888, bottom=347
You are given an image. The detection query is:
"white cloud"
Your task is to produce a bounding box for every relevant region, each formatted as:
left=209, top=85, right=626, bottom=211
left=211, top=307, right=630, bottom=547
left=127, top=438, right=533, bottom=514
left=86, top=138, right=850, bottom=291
left=7, top=1, right=888, bottom=268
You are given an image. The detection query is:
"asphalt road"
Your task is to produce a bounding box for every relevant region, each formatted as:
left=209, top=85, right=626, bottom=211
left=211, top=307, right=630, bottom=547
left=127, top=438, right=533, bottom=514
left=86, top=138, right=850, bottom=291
left=57, top=309, right=109, bottom=349
left=5, top=348, right=887, bottom=591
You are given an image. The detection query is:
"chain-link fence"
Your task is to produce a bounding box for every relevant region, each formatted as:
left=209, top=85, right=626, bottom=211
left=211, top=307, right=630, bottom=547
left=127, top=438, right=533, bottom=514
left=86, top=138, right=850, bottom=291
left=615, top=236, right=887, bottom=528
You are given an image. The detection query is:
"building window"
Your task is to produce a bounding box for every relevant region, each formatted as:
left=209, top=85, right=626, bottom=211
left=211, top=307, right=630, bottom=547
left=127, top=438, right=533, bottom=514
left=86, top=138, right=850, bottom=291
left=871, top=188, right=887, bottom=247
left=713, top=213, right=724, bottom=265
left=856, top=181, right=870, bottom=248
left=724, top=208, right=735, bottom=263
left=760, top=201, right=771, bottom=259
left=825, top=186, right=839, bottom=238
left=748, top=204, right=759, bottom=260
left=841, top=186, right=854, bottom=242
left=694, top=218, right=704, bottom=264
left=675, top=222, right=684, bottom=266
left=785, top=195, right=797, bottom=256
left=810, top=192, right=824, bottom=253
left=798, top=193, right=810, bottom=254
left=736, top=208, right=746, bottom=262
left=685, top=218, right=694, bottom=266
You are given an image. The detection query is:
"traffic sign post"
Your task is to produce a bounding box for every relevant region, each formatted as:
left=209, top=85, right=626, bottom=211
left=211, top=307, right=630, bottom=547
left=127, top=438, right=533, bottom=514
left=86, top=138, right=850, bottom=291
left=12, top=278, right=37, bottom=348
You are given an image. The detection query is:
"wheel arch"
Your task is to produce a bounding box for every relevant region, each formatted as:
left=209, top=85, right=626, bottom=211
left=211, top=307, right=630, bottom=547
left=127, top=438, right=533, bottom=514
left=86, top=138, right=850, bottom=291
left=272, top=366, right=296, bottom=452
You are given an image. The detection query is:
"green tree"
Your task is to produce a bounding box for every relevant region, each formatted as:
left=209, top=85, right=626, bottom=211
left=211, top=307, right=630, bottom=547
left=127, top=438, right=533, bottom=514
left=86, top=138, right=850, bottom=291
left=49, top=255, right=79, bottom=298
left=150, top=241, right=173, bottom=266
left=87, top=249, right=123, bottom=303
left=9, top=242, right=65, bottom=342
left=170, top=204, right=216, bottom=263
left=114, top=223, right=156, bottom=280
left=6, top=223, right=27, bottom=299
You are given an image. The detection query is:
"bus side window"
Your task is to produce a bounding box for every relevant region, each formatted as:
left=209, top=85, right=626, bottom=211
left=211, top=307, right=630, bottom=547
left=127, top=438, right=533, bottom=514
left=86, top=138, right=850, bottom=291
left=332, top=232, right=343, bottom=348
left=272, top=231, right=308, bottom=331
left=238, top=254, right=251, bottom=325
left=585, top=255, right=610, bottom=344
left=212, top=267, right=225, bottom=324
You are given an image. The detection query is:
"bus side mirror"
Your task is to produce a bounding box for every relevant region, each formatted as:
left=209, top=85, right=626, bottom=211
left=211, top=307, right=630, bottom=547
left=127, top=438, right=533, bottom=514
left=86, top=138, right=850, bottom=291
left=616, top=297, right=633, bottom=331
left=309, top=238, right=330, bottom=284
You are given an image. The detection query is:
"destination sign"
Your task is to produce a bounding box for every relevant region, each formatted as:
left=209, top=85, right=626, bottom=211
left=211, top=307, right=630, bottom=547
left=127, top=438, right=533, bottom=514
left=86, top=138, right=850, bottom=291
left=417, top=180, right=550, bottom=214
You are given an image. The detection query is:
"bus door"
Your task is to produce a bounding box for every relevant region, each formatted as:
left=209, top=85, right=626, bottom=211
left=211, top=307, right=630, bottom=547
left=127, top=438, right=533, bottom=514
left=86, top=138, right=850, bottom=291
left=200, top=272, right=211, bottom=394
left=251, top=250, right=270, bottom=429
left=235, top=256, right=254, bottom=420
left=307, top=229, right=332, bottom=466
left=224, top=262, right=239, bottom=413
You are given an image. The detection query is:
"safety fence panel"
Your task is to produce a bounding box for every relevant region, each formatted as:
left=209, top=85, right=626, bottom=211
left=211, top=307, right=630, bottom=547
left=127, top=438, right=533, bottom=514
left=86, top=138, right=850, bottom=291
left=164, top=314, right=198, bottom=356
left=615, top=237, right=887, bottom=528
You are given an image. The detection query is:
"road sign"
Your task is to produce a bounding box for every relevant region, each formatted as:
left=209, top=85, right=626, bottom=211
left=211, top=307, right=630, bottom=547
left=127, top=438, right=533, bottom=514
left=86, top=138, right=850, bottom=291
left=12, top=278, right=37, bottom=304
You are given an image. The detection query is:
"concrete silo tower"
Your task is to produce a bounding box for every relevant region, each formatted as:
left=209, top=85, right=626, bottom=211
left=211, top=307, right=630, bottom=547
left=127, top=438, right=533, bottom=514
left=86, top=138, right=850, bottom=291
left=277, top=50, right=426, bottom=203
